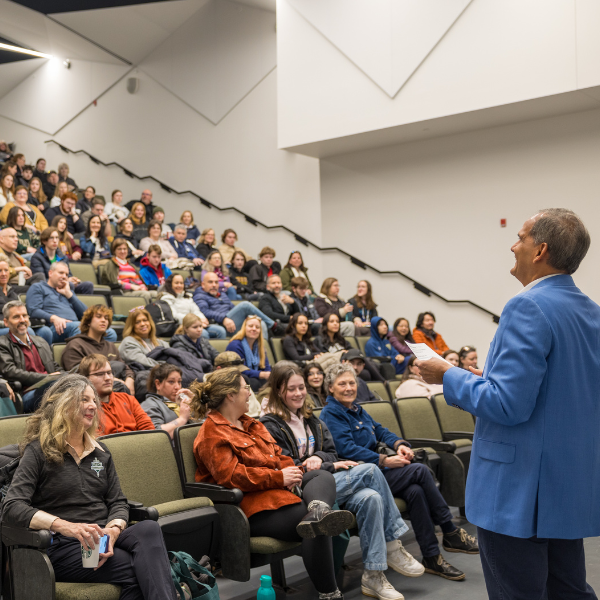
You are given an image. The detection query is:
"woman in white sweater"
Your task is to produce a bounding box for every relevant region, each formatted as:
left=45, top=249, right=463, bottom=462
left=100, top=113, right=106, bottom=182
left=395, top=356, right=443, bottom=399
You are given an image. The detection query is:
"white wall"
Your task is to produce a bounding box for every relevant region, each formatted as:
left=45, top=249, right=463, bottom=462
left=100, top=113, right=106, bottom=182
left=277, top=0, right=600, bottom=149
left=320, top=107, right=600, bottom=359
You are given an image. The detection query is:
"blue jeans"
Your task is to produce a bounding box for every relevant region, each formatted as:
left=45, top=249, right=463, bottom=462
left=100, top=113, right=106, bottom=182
left=206, top=324, right=226, bottom=339
left=225, top=286, right=242, bottom=301
left=334, top=463, right=409, bottom=571
left=51, top=323, right=117, bottom=344
left=0, top=327, right=51, bottom=346
left=226, top=302, right=274, bottom=339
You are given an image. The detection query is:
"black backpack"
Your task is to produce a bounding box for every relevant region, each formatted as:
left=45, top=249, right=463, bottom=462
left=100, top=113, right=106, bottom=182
left=146, top=300, right=179, bottom=338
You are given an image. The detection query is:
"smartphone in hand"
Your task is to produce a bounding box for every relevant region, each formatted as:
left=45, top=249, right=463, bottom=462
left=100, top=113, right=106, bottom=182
left=99, top=535, right=109, bottom=554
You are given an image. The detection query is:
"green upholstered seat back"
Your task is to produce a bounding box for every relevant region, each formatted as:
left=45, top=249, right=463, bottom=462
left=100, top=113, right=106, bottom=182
left=360, top=402, right=403, bottom=438
left=344, top=337, right=358, bottom=350
left=366, top=382, right=391, bottom=402
left=355, top=336, right=369, bottom=354
left=395, top=397, right=443, bottom=440
left=111, top=296, right=148, bottom=316
left=270, top=338, right=285, bottom=362
left=387, top=380, right=401, bottom=399
left=77, top=295, right=108, bottom=309
left=176, top=423, right=202, bottom=483
left=0, top=415, right=29, bottom=446
left=101, top=430, right=183, bottom=507
left=432, top=394, right=475, bottom=433
left=53, top=344, right=66, bottom=366
left=208, top=339, right=229, bottom=354
left=69, top=262, right=98, bottom=285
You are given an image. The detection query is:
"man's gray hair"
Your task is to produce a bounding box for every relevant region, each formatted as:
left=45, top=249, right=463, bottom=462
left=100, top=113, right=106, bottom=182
left=324, top=362, right=357, bottom=394
left=3, top=300, right=26, bottom=319
left=267, top=274, right=281, bottom=283
left=49, top=261, right=69, bottom=272
left=174, top=223, right=188, bottom=233
left=530, top=209, right=590, bottom=275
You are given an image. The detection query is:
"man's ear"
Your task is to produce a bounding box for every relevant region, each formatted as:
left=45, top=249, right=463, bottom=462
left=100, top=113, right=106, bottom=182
left=533, top=242, right=549, bottom=263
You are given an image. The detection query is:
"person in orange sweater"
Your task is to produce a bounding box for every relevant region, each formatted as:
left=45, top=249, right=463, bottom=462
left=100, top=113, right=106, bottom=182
left=190, top=367, right=352, bottom=600
left=80, top=353, right=154, bottom=435
left=412, top=311, right=449, bottom=356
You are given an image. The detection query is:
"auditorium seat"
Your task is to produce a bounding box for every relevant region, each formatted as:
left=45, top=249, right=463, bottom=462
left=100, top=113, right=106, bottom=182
left=0, top=414, right=29, bottom=446
left=112, top=295, right=148, bottom=317
left=387, top=379, right=401, bottom=398
left=53, top=344, right=66, bottom=366
left=366, top=381, right=391, bottom=402
left=431, top=393, right=475, bottom=441
left=270, top=337, right=286, bottom=363
left=173, top=423, right=301, bottom=585
left=77, top=295, right=108, bottom=309
left=101, top=429, right=220, bottom=561
left=356, top=336, right=369, bottom=355
left=344, top=336, right=359, bottom=350
left=69, top=263, right=111, bottom=295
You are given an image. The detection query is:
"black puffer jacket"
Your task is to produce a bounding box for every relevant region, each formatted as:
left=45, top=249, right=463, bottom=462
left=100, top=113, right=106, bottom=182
left=169, top=334, right=218, bottom=365
left=146, top=346, right=211, bottom=386
left=260, top=413, right=338, bottom=472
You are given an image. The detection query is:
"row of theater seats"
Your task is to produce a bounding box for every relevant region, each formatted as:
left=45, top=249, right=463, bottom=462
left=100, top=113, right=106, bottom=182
left=0, top=406, right=471, bottom=600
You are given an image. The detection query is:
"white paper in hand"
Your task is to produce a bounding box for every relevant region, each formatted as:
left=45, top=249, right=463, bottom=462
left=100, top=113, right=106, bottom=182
left=406, top=341, right=454, bottom=366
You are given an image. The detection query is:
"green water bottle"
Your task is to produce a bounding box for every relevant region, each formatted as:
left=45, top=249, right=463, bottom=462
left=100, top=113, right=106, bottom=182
left=257, top=575, right=276, bottom=600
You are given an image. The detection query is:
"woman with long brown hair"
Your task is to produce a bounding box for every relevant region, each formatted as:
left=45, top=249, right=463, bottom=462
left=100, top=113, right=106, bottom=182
left=28, top=176, right=48, bottom=211
left=119, top=306, right=168, bottom=368
left=349, top=280, right=378, bottom=329
left=0, top=171, right=14, bottom=206
left=6, top=206, right=39, bottom=259
left=191, top=367, right=352, bottom=600
left=51, top=215, right=83, bottom=261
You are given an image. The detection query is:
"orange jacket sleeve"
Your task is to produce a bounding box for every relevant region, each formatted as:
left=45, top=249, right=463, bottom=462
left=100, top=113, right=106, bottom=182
left=130, top=397, right=155, bottom=430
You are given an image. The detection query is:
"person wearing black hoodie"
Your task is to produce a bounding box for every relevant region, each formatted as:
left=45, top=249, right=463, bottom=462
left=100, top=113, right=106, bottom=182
left=229, top=250, right=258, bottom=298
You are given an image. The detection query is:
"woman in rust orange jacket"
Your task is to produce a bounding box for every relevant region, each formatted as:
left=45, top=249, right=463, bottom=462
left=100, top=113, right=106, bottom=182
left=412, top=311, right=449, bottom=356
left=191, top=367, right=352, bottom=600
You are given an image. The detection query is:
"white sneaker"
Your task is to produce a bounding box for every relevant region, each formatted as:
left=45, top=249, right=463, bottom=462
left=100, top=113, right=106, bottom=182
left=361, top=570, right=404, bottom=600
left=387, top=540, right=425, bottom=577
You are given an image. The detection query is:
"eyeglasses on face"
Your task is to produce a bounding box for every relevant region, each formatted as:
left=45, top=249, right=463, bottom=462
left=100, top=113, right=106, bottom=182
left=88, top=370, right=113, bottom=379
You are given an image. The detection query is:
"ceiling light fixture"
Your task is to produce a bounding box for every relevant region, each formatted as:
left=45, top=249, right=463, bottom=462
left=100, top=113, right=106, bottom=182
left=0, top=42, right=52, bottom=60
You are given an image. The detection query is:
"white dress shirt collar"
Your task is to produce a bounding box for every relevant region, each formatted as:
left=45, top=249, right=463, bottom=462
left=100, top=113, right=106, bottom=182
left=517, top=273, right=562, bottom=295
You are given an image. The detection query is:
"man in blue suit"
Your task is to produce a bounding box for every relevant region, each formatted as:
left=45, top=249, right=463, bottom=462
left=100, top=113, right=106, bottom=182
left=417, top=209, right=598, bottom=599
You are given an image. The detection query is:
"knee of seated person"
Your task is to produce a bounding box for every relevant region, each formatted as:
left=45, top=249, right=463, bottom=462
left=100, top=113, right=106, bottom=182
left=411, top=462, right=430, bottom=481
left=130, top=519, right=162, bottom=538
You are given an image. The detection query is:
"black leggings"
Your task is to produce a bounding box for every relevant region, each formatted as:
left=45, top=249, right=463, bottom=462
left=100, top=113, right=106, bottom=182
left=248, top=470, right=338, bottom=593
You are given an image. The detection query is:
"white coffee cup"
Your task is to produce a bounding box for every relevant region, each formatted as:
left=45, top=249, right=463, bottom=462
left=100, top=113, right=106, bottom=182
left=81, top=542, right=100, bottom=568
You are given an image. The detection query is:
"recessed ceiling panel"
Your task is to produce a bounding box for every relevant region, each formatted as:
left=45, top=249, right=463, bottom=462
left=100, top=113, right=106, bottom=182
left=0, top=58, right=45, bottom=100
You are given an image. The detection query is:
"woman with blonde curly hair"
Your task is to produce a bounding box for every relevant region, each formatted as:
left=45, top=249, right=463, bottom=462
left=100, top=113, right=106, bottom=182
left=2, top=374, right=177, bottom=599
left=226, top=315, right=271, bottom=391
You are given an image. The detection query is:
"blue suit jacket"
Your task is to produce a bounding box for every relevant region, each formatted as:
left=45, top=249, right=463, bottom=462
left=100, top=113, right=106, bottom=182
left=444, top=275, right=600, bottom=539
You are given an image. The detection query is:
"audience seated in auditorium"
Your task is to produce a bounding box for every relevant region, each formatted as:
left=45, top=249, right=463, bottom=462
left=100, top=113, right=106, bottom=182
left=57, top=162, right=77, bottom=191
left=261, top=362, right=423, bottom=597
left=170, top=313, right=219, bottom=364
left=1, top=374, right=177, bottom=599
left=249, top=246, right=281, bottom=293
left=49, top=181, right=69, bottom=208
left=321, top=363, right=478, bottom=580
left=45, top=192, right=85, bottom=235
left=141, top=363, right=193, bottom=438
left=443, top=349, right=459, bottom=367
left=196, top=227, right=218, bottom=260
left=30, top=227, right=93, bottom=295
left=191, top=367, right=350, bottom=600
left=11, top=155, right=27, bottom=187
left=280, top=251, right=314, bottom=292
left=80, top=354, right=154, bottom=435
left=340, top=350, right=378, bottom=404
left=0, top=185, right=47, bottom=232
left=388, top=318, right=414, bottom=364
left=364, top=317, right=406, bottom=377
left=139, top=220, right=177, bottom=263
left=0, top=301, right=62, bottom=412
left=458, top=346, right=478, bottom=371
left=80, top=214, right=111, bottom=265
left=139, top=245, right=172, bottom=290
left=32, top=158, right=46, bottom=182
left=159, top=273, right=214, bottom=335
left=80, top=197, right=109, bottom=229
left=62, top=305, right=135, bottom=395
left=258, top=274, right=298, bottom=325
left=27, top=262, right=117, bottom=344
left=228, top=251, right=256, bottom=298
left=100, top=238, right=155, bottom=302
left=119, top=306, right=169, bottom=368
left=290, top=276, right=322, bottom=335
left=219, top=228, right=254, bottom=268
left=151, top=207, right=172, bottom=238
left=412, top=311, right=449, bottom=356
left=126, top=189, right=155, bottom=222
left=129, top=201, right=148, bottom=239
left=7, top=206, right=39, bottom=260
left=283, top=313, right=321, bottom=364
left=226, top=315, right=272, bottom=391
left=169, top=224, right=204, bottom=266
left=21, top=164, right=33, bottom=187
left=202, top=250, right=240, bottom=300
left=314, top=278, right=355, bottom=336
left=304, top=362, right=327, bottom=407
left=76, top=185, right=96, bottom=214
left=0, top=172, right=14, bottom=206
left=349, top=280, right=378, bottom=331
left=28, top=177, right=47, bottom=209
left=41, top=170, right=58, bottom=200
left=0, top=140, right=13, bottom=163
left=104, top=189, right=128, bottom=224
left=117, top=217, right=143, bottom=259
left=180, top=210, right=200, bottom=242
left=395, top=356, right=443, bottom=399
left=0, top=227, right=45, bottom=291
left=193, top=272, right=276, bottom=339
left=51, top=215, right=83, bottom=261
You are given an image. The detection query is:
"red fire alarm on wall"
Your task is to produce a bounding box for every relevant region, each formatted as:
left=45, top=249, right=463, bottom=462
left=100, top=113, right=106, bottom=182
left=500, top=219, right=506, bottom=228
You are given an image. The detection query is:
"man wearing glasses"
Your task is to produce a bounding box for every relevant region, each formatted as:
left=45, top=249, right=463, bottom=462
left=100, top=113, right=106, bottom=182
left=80, top=353, right=154, bottom=436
